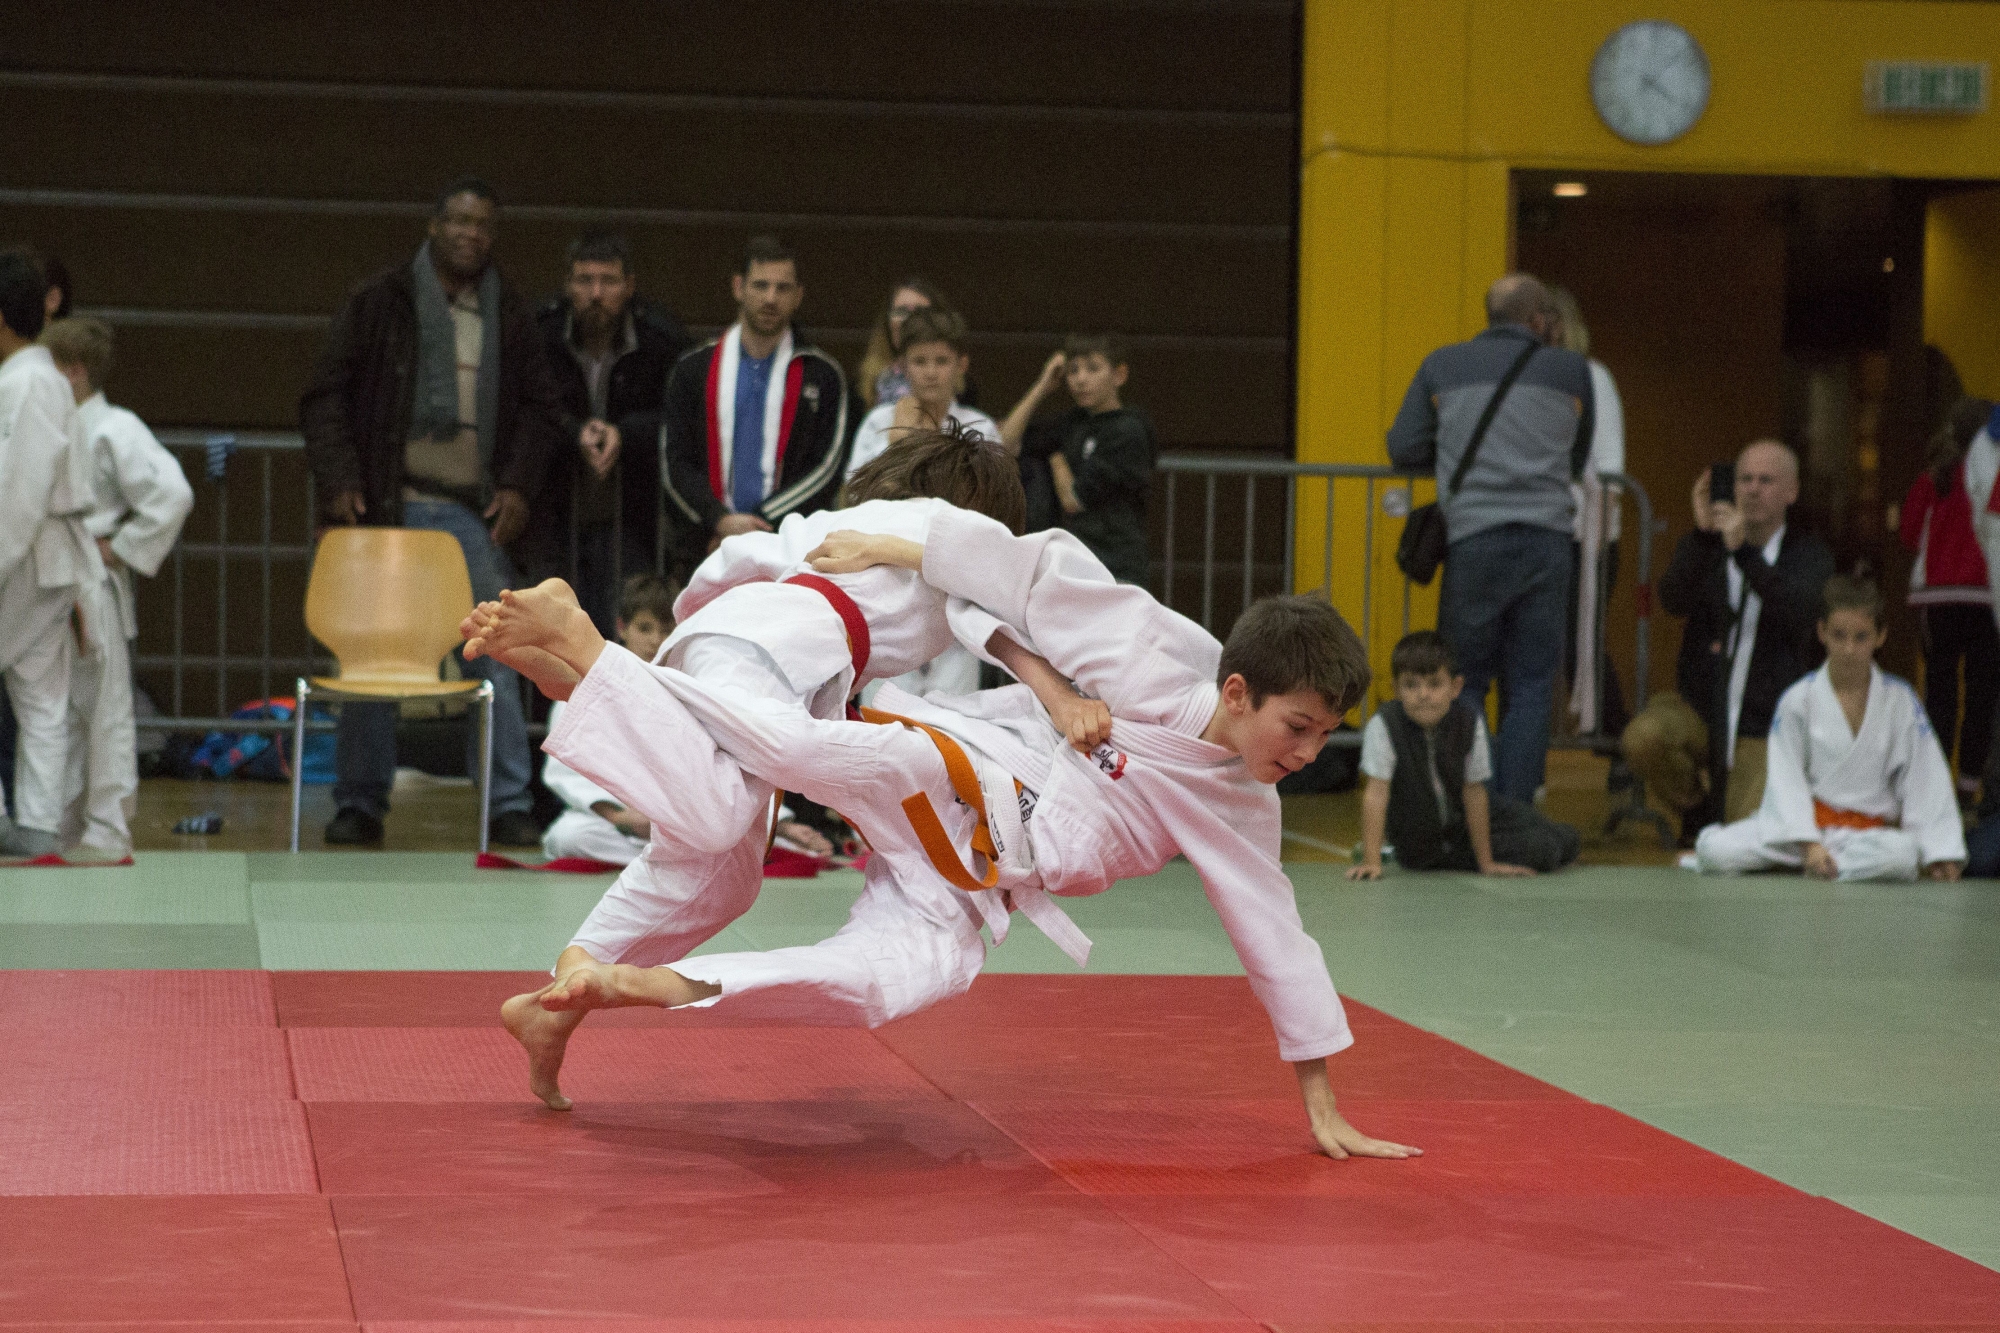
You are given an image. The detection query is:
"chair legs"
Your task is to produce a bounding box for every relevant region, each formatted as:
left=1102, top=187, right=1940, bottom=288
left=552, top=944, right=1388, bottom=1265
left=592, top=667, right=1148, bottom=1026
left=289, top=678, right=311, bottom=853
left=475, top=680, right=495, bottom=855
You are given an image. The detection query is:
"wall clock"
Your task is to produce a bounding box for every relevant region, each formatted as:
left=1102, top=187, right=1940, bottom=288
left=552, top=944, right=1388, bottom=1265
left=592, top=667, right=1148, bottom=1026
left=1591, top=20, right=1710, bottom=146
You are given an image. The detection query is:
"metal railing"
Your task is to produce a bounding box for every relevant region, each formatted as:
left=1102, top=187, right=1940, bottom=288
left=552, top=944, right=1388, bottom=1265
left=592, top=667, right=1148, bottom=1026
left=1154, top=454, right=1672, bottom=842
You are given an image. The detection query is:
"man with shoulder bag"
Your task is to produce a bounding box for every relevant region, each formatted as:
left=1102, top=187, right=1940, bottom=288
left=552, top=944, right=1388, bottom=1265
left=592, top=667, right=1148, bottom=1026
left=1387, top=274, right=1595, bottom=804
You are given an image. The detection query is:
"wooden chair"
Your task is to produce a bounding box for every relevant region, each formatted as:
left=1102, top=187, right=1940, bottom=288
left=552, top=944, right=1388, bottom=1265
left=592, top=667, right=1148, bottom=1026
left=289, top=527, right=495, bottom=852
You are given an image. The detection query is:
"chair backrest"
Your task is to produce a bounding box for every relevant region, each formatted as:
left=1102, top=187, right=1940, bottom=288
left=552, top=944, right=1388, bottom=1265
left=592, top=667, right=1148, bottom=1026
left=304, top=527, right=475, bottom=687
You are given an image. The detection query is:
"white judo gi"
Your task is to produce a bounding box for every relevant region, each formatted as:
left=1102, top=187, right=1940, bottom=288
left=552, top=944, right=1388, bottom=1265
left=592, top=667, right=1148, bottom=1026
left=545, top=506, right=1354, bottom=1063
left=545, top=497, right=1030, bottom=1005
left=0, top=345, right=101, bottom=844
left=1695, top=665, right=1966, bottom=881
left=538, top=700, right=650, bottom=865
left=59, top=392, right=192, bottom=855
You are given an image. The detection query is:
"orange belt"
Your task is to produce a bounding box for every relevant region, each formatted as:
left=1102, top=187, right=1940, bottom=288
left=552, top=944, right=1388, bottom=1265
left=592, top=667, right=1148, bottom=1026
left=858, top=706, right=1005, bottom=894
left=1814, top=799, right=1890, bottom=831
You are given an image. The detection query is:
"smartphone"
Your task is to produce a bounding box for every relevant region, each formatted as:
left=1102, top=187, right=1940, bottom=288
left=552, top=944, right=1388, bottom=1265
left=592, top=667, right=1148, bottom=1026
left=1708, top=461, right=1735, bottom=505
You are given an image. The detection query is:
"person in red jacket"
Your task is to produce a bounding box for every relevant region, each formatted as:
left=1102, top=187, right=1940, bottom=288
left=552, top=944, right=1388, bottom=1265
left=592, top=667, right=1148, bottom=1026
left=1899, top=397, right=1997, bottom=807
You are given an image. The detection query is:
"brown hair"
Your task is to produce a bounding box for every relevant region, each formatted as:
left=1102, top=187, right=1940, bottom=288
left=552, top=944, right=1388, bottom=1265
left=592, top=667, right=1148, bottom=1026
left=1389, top=629, right=1457, bottom=679
left=1062, top=331, right=1129, bottom=369
left=845, top=418, right=1026, bottom=534
left=1218, top=595, right=1371, bottom=713
left=617, top=572, right=678, bottom=625
left=1821, top=573, right=1885, bottom=627
left=41, top=315, right=114, bottom=388
left=897, top=306, right=967, bottom=356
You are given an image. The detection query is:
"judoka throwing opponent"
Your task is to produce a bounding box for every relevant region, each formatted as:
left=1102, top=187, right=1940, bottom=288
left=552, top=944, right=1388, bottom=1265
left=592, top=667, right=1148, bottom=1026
left=1694, top=574, right=1965, bottom=882
left=467, top=506, right=1421, bottom=1161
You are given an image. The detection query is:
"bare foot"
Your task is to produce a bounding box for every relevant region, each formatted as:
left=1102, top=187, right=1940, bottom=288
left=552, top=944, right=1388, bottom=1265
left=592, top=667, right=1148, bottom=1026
left=501, top=989, right=584, bottom=1110
left=488, top=644, right=582, bottom=702
left=538, top=961, right=721, bottom=1012
left=483, top=580, right=604, bottom=676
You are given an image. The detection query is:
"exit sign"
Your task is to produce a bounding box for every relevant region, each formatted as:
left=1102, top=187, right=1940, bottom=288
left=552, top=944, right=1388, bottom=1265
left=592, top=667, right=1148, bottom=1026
left=1866, top=62, right=1987, bottom=114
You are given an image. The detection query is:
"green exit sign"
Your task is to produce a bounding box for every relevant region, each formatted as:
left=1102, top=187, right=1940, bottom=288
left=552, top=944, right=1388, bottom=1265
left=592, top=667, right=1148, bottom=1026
left=1866, top=62, right=1987, bottom=114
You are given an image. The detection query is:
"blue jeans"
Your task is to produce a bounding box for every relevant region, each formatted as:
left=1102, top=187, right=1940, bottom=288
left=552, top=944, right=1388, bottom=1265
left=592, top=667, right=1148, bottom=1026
left=332, top=498, right=532, bottom=818
left=1439, top=522, right=1575, bottom=804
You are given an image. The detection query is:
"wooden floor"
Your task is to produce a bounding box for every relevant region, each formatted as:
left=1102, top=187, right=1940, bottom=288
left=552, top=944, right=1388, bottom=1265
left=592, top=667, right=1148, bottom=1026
left=134, top=750, right=1684, bottom=865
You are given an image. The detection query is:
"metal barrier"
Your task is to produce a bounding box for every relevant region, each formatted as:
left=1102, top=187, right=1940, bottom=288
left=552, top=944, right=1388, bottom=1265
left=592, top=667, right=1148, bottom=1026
left=1154, top=454, right=1673, bottom=842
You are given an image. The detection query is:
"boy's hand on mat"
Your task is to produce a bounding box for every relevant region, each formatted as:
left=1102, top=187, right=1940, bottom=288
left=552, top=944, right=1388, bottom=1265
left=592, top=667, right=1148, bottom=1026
left=1479, top=861, right=1535, bottom=878
left=1344, top=862, right=1382, bottom=881
left=1311, top=1110, right=1422, bottom=1161
left=806, top=531, right=924, bottom=574
left=1926, top=860, right=1963, bottom=882
left=1802, top=843, right=1838, bottom=880
left=1046, top=693, right=1112, bottom=753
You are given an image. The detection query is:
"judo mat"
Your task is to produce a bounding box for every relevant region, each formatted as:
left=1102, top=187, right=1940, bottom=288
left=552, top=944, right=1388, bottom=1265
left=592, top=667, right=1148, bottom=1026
left=4, top=968, right=1998, bottom=1329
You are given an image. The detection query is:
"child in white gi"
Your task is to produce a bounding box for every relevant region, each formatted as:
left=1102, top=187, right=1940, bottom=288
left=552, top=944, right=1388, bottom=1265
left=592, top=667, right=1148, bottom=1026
left=475, top=514, right=1421, bottom=1163
left=1694, top=575, right=1966, bottom=882
left=0, top=253, right=101, bottom=858
left=42, top=318, right=194, bottom=858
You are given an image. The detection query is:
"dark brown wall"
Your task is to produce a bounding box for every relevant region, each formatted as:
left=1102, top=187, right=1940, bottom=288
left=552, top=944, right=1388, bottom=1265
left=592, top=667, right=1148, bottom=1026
left=0, top=2, right=1300, bottom=711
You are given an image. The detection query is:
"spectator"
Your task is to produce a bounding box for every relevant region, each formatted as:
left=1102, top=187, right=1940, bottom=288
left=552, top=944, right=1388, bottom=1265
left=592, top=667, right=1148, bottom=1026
left=1346, top=630, right=1580, bottom=880
left=42, top=316, right=194, bottom=859
left=659, top=235, right=850, bottom=578
left=847, top=308, right=999, bottom=477
left=531, top=231, right=690, bottom=639
left=1387, top=273, right=1594, bottom=805
left=855, top=277, right=958, bottom=410
left=299, top=175, right=566, bottom=848
left=21, top=249, right=72, bottom=323
left=1000, top=333, right=1155, bottom=584
left=1899, top=396, right=1997, bottom=808
left=1691, top=575, right=1963, bottom=882
left=1622, top=440, right=1834, bottom=839
left=0, top=249, right=97, bottom=858
left=1546, top=286, right=1631, bottom=755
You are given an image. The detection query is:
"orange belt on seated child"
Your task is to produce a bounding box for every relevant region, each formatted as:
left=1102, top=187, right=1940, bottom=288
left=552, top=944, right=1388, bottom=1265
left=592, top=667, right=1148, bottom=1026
left=1814, top=799, right=1891, bottom=831
left=777, top=571, right=1002, bottom=893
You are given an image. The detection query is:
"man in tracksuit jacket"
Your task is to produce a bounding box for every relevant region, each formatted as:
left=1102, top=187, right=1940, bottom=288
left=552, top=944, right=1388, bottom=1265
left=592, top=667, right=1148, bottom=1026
left=1387, top=273, right=1594, bottom=805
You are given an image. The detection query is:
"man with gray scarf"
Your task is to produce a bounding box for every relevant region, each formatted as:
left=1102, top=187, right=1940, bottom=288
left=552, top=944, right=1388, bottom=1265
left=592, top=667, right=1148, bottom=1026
left=301, top=176, right=564, bottom=847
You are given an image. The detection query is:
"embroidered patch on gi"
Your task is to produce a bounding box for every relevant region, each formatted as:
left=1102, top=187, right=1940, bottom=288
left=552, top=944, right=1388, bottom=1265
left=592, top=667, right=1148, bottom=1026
left=1089, top=743, right=1127, bottom=781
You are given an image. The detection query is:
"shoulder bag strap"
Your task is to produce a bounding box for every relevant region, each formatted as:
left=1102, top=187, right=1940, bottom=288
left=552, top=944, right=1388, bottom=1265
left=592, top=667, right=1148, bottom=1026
left=1447, top=338, right=1540, bottom=498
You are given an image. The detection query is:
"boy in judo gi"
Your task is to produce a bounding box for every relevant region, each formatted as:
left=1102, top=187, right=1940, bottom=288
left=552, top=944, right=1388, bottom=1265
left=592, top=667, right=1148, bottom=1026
left=0, top=251, right=101, bottom=859
left=41, top=317, right=194, bottom=859
left=469, top=510, right=1422, bottom=1162
left=1694, top=574, right=1965, bottom=882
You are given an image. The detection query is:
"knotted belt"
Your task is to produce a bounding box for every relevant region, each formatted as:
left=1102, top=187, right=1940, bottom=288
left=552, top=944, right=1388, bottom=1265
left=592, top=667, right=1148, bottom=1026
left=783, top=571, right=1090, bottom=967
left=1814, top=799, right=1891, bottom=831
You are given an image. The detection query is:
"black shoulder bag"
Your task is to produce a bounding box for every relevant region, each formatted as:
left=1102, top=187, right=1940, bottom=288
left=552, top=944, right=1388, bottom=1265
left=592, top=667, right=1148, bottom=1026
left=1394, top=338, right=1540, bottom=585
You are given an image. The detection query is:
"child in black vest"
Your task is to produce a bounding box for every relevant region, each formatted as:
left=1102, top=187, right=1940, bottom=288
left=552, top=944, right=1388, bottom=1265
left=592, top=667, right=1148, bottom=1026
left=1347, top=631, right=1581, bottom=878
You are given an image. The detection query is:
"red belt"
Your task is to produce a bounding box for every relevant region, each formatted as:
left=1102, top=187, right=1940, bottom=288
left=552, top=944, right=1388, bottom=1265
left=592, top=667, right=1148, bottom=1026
left=782, top=573, right=871, bottom=680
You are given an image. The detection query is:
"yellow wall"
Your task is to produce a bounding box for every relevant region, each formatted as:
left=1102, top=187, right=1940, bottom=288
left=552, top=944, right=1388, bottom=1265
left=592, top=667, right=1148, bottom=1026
left=1926, top=187, right=2000, bottom=399
left=1299, top=0, right=2000, bottom=694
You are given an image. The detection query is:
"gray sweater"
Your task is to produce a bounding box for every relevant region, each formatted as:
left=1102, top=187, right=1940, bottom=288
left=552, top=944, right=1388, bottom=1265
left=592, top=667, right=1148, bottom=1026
left=1386, top=324, right=1594, bottom=544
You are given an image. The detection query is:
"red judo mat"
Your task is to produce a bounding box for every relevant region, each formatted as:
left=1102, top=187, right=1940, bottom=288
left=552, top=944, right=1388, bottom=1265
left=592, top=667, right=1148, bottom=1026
left=4, top=970, right=1998, bottom=1330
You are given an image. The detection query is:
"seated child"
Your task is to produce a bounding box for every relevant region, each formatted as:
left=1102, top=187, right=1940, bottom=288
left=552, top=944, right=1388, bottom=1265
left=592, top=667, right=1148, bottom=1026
left=1694, top=575, right=1965, bottom=881
left=475, top=511, right=1421, bottom=1163
left=1347, top=631, right=1580, bottom=879
left=846, top=308, right=997, bottom=698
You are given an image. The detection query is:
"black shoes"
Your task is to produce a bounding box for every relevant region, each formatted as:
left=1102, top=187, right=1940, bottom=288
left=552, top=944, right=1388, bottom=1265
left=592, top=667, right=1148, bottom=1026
left=324, top=808, right=385, bottom=845
left=487, top=810, right=545, bottom=848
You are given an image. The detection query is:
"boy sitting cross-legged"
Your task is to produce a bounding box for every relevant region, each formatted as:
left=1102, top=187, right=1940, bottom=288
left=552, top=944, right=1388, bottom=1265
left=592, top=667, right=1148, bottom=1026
left=1347, top=631, right=1580, bottom=880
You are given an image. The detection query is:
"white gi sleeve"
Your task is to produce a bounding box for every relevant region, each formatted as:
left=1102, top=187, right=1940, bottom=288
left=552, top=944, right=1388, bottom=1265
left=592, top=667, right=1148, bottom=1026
left=1175, top=796, right=1352, bottom=1062
left=101, top=410, right=193, bottom=578
left=922, top=505, right=1220, bottom=727
left=673, top=527, right=802, bottom=623
left=1358, top=713, right=1396, bottom=781
left=1894, top=682, right=1970, bottom=867
left=1759, top=679, right=1819, bottom=847
left=0, top=369, right=67, bottom=581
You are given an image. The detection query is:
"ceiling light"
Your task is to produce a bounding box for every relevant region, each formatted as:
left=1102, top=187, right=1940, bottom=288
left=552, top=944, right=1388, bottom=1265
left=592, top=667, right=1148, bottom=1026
left=1553, top=182, right=1588, bottom=198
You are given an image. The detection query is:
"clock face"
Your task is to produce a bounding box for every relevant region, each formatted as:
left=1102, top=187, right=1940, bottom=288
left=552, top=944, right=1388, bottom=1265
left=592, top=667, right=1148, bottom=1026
left=1591, top=20, right=1710, bottom=145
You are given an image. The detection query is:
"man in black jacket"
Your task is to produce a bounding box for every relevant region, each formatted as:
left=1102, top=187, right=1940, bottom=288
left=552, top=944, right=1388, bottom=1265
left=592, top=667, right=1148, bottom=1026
left=658, top=236, right=850, bottom=579
left=1623, top=439, right=1834, bottom=838
left=530, top=232, right=689, bottom=637
left=299, top=177, right=565, bottom=848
